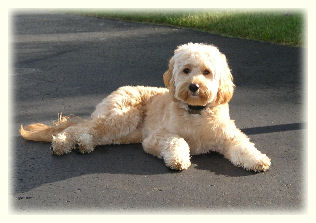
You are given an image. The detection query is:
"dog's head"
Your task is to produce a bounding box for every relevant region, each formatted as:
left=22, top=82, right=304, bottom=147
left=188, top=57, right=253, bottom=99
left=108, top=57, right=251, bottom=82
left=163, top=43, right=235, bottom=107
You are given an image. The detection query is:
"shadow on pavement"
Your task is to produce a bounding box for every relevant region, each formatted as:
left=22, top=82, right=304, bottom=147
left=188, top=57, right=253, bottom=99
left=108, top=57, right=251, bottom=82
left=191, top=153, right=257, bottom=177
left=241, top=123, right=305, bottom=135
left=13, top=134, right=260, bottom=194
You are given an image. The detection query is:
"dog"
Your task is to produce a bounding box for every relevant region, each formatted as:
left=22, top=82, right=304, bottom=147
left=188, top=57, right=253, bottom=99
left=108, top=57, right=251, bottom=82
left=20, top=43, right=271, bottom=172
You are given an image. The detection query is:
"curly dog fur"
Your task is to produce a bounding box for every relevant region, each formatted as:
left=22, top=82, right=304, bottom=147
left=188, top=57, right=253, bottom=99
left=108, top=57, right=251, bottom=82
left=20, top=43, right=271, bottom=172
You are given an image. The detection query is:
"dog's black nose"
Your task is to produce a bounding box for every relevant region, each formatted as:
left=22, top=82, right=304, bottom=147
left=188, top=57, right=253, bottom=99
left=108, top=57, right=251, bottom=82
left=189, top=83, right=199, bottom=93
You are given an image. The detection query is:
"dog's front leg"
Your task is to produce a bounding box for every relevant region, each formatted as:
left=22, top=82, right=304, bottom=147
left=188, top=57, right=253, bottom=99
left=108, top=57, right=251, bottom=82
left=224, top=141, right=271, bottom=172
left=142, top=131, right=191, bottom=170
left=218, top=124, right=271, bottom=172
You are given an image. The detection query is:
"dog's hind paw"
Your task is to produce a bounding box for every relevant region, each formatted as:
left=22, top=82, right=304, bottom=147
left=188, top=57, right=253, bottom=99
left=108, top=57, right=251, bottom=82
left=51, top=133, right=74, bottom=155
left=76, top=133, right=95, bottom=154
left=50, top=146, right=58, bottom=156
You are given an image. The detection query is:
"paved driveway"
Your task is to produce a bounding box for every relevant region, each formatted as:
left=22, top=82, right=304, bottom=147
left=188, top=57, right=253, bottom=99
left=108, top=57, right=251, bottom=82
left=11, top=12, right=304, bottom=213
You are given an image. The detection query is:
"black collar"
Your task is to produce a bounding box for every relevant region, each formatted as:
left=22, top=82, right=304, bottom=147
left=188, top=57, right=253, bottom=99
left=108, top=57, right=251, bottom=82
left=187, top=104, right=207, bottom=114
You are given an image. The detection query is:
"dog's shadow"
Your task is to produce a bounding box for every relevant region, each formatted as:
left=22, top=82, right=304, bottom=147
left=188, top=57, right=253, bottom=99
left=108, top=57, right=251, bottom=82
left=191, top=153, right=256, bottom=177
left=13, top=136, right=255, bottom=194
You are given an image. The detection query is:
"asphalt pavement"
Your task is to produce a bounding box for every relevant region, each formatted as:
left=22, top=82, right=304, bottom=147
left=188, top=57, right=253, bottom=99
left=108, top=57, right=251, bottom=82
left=10, top=12, right=305, bottom=213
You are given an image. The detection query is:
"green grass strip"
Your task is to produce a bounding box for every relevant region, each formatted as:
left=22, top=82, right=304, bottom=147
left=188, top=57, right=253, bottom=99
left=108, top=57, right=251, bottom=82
left=76, top=9, right=304, bottom=47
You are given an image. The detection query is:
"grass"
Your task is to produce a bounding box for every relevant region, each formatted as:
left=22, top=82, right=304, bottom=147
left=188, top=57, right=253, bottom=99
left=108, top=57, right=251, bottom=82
left=78, top=9, right=304, bottom=46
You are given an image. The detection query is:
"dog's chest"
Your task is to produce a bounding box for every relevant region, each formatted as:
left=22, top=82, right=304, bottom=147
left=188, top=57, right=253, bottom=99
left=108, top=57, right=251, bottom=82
left=170, top=113, right=218, bottom=154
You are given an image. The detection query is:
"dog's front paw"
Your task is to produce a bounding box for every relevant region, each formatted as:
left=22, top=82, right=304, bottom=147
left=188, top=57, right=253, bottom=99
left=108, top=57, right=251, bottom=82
left=161, top=137, right=191, bottom=171
left=227, top=144, right=271, bottom=172
left=242, top=153, right=271, bottom=172
left=252, top=154, right=271, bottom=172
left=168, top=159, right=191, bottom=171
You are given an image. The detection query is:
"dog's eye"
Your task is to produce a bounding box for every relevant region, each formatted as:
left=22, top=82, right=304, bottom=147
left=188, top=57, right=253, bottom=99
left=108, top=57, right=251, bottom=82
left=203, top=69, right=210, bottom=75
left=183, top=68, right=191, bottom=74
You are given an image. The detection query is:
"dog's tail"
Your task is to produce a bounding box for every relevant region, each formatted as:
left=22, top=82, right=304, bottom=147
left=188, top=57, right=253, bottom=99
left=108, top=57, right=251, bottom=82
left=20, top=114, right=83, bottom=142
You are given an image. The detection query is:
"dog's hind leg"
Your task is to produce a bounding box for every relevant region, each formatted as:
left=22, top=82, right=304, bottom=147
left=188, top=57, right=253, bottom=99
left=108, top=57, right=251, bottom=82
left=51, top=119, right=98, bottom=155
left=52, top=88, right=145, bottom=155
left=52, top=86, right=166, bottom=155
left=51, top=105, right=143, bottom=155
left=90, top=86, right=166, bottom=145
left=51, top=115, right=142, bottom=155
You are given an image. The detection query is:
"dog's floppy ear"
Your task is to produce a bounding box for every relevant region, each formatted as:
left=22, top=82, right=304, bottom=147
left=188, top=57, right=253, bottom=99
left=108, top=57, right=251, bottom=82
left=163, top=57, right=174, bottom=89
left=215, top=54, right=235, bottom=105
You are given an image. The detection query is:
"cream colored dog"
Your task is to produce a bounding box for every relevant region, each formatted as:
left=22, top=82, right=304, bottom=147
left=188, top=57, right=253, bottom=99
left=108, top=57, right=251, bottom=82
left=20, top=43, right=271, bottom=172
